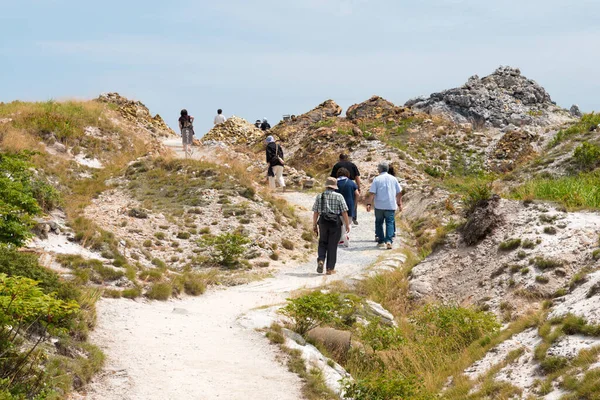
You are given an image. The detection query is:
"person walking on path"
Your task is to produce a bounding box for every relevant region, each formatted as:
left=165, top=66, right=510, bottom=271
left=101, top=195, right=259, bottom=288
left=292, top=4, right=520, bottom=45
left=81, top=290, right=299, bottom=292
left=330, top=154, right=361, bottom=225
left=313, top=177, right=350, bottom=275
left=265, top=136, right=285, bottom=191
left=335, top=168, right=359, bottom=247
left=178, top=109, right=194, bottom=159
left=366, top=162, right=403, bottom=250
left=214, top=109, right=227, bottom=125
left=261, top=118, right=271, bottom=131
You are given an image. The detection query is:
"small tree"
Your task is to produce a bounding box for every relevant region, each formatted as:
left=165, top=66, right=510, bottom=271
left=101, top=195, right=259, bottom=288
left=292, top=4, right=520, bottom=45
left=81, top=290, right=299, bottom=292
left=199, top=232, right=250, bottom=268
left=0, top=273, right=79, bottom=398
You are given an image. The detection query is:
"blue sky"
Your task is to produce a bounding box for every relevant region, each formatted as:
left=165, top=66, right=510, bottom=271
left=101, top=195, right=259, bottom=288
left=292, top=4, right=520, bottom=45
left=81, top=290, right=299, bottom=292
left=1, top=0, right=599, bottom=135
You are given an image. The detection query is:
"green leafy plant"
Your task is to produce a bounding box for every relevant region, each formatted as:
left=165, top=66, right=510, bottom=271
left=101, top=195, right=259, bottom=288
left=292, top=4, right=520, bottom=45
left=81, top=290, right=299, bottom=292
left=358, top=321, right=405, bottom=351
left=0, top=274, right=80, bottom=398
left=342, top=372, right=424, bottom=400
left=498, top=238, right=521, bottom=251
left=199, top=232, right=250, bottom=268
left=280, top=291, right=360, bottom=335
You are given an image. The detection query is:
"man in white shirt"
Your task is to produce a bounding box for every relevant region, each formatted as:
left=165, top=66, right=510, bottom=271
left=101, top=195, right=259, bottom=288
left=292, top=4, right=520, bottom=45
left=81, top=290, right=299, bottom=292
left=214, top=109, right=227, bottom=125
left=366, top=162, right=403, bottom=250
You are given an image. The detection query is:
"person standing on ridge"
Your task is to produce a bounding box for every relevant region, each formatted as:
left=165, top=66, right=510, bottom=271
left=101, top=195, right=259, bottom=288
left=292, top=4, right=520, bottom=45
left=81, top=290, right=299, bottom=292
left=255, top=119, right=262, bottom=129
left=214, top=109, right=227, bottom=125
left=335, top=168, right=359, bottom=247
left=261, top=118, right=271, bottom=131
left=313, top=177, right=350, bottom=275
left=265, top=136, right=285, bottom=191
left=366, top=162, right=403, bottom=250
left=330, top=154, right=361, bottom=225
left=178, top=109, right=194, bottom=159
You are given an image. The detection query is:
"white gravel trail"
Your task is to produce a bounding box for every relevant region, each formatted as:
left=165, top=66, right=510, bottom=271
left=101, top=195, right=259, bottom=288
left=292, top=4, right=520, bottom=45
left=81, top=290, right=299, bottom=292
left=79, top=141, right=384, bottom=400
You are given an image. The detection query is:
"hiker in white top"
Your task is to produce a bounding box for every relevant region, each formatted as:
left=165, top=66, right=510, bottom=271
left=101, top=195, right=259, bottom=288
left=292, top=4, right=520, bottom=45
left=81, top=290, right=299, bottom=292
left=214, top=109, right=227, bottom=125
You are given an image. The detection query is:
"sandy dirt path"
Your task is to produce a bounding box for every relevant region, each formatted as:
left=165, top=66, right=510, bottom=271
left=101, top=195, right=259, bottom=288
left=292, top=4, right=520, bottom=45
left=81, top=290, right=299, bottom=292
left=80, top=140, right=383, bottom=400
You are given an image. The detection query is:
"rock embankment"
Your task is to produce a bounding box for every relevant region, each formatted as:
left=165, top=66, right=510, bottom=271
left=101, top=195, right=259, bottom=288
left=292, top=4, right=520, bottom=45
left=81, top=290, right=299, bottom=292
left=406, top=66, right=570, bottom=128
left=97, top=92, right=175, bottom=137
left=201, top=116, right=265, bottom=146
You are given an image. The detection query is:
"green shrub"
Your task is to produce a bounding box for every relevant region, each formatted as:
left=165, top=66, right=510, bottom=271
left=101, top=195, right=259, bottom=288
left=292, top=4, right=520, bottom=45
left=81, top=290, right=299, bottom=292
left=177, top=231, right=191, bottom=240
left=532, top=256, right=563, bottom=270
left=154, top=232, right=166, bottom=240
left=462, top=180, right=493, bottom=214
left=281, top=239, right=295, bottom=250
left=139, top=269, right=163, bottom=282
left=280, top=291, right=360, bottom=334
left=359, top=321, right=405, bottom=351
left=182, top=272, right=206, bottom=296
left=551, top=113, right=600, bottom=147
left=543, top=226, right=557, bottom=235
left=145, top=282, right=172, bottom=300
left=143, top=239, right=152, bottom=247
left=199, top=232, right=250, bottom=268
left=593, top=249, right=600, bottom=260
left=0, top=152, right=47, bottom=246
left=540, top=356, right=568, bottom=374
left=412, top=304, right=500, bottom=351
left=424, top=166, right=443, bottom=178
left=535, top=275, right=550, bottom=284
left=103, top=289, right=122, bottom=298
left=121, top=286, right=142, bottom=299
left=342, top=372, right=424, bottom=400
left=522, top=239, right=536, bottom=249
left=498, top=238, right=521, bottom=251
left=0, top=274, right=79, bottom=398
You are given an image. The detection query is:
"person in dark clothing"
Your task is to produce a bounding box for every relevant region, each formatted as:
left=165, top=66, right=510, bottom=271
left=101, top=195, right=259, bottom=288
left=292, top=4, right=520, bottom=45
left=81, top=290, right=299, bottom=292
left=330, top=154, right=361, bottom=225
left=260, top=118, right=271, bottom=131
left=312, top=177, right=350, bottom=275
left=255, top=120, right=262, bottom=128
left=265, top=136, right=285, bottom=190
left=178, top=109, right=194, bottom=159
left=336, top=168, right=359, bottom=247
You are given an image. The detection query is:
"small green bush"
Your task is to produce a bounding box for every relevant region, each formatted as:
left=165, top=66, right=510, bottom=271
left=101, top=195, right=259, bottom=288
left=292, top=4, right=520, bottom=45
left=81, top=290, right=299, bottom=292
left=199, top=232, right=250, bottom=268
left=535, top=275, right=550, bottom=284
left=92, top=264, right=124, bottom=283
left=462, top=180, right=493, bottom=214
left=573, top=142, right=600, bottom=170
left=154, top=232, right=166, bottom=240
left=142, top=239, right=152, bottom=247
left=280, top=291, right=360, bottom=335
left=540, top=356, right=568, bottom=374
left=281, top=239, right=295, bottom=250
left=145, top=282, right=172, bottom=300
left=177, top=231, right=191, bottom=240
left=139, top=269, right=163, bottom=282
left=522, top=239, right=536, bottom=249
left=543, top=226, right=557, bottom=235
left=498, top=238, right=521, bottom=251
left=182, top=272, right=206, bottom=296
left=342, top=372, right=424, bottom=400
left=122, top=286, right=142, bottom=299
left=359, top=321, right=405, bottom=351
left=533, top=257, right=563, bottom=270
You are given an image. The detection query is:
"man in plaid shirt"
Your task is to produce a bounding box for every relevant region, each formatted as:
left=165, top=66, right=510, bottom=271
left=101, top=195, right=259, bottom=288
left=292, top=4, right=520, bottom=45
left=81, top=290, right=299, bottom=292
left=312, top=177, right=350, bottom=275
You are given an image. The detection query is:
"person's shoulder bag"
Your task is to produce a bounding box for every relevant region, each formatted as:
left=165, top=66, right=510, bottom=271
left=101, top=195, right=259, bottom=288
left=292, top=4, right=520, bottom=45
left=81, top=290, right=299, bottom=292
left=319, top=192, right=340, bottom=224
left=276, top=144, right=285, bottom=165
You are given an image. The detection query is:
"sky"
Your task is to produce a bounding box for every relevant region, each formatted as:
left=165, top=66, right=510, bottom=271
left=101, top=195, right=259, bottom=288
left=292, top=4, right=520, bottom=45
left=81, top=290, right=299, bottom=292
left=1, top=0, right=600, bottom=136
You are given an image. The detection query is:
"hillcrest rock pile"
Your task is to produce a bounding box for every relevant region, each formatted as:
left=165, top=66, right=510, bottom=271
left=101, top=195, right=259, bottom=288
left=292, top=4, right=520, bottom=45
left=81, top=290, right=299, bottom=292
left=272, top=100, right=342, bottom=140
left=406, top=66, right=569, bottom=128
left=201, top=116, right=265, bottom=146
left=346, top=95, right=413, bottom=121
left=97, top=92, right=175, bottom=137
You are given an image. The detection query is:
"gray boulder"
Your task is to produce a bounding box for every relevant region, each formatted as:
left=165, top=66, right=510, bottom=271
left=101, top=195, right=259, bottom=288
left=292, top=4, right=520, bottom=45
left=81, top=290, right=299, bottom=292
left=570, top=104, right=583, bottom=118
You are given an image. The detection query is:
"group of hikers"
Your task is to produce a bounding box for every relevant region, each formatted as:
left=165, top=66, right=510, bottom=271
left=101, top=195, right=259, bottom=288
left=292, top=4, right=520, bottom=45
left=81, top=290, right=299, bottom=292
left=179, top=109, right=403, bottom=276
left=264, top=136, right=403, bottom=276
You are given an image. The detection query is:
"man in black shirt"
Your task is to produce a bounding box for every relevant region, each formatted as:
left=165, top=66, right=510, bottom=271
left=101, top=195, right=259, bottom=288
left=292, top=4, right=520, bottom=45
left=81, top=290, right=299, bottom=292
left=330, top=154, right=361, bottom=225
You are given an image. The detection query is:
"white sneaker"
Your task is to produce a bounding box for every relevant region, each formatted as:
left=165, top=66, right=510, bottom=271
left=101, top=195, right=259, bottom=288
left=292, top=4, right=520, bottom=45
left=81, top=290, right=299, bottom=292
left=378, top=243, right=386, bottom=249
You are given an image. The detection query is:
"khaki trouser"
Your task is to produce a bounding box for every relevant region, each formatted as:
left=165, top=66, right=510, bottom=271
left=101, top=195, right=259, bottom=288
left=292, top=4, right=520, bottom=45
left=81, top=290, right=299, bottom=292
left=268, top=165, right=285, bottom=189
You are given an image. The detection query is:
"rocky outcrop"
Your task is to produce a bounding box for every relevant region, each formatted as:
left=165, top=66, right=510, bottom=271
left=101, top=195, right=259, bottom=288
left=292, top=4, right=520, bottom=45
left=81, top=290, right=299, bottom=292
left=201, top=116, right=265, bottom=146
left=271, top=100, right=342, bottom=140
left=407, top=66, right=567, bottom=128
left=489, top=130, right=537, bottom=172
left=97, top=93, right=175, bottom=137
left=460, top=195, right=502, bottom=246
left=347, top=95, right=399, bottom=121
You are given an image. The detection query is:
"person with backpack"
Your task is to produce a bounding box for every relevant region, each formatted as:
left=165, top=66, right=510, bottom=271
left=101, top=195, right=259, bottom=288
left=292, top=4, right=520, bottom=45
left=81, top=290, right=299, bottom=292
left=265, top=136, right=285, bottom=191
left=330, top=154, right=361, bottom=225
left=335, top=168, right=359, bottom=247
left=261, top=118, right=271, bottom=131
left=312, top=177, right=350, bottom=275
left=178, top=109, right=194, bottom=158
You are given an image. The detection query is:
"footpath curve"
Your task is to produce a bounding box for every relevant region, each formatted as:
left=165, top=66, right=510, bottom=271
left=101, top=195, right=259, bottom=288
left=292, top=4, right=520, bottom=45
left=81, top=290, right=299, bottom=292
left=80, top=139, right=382, bottom=400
